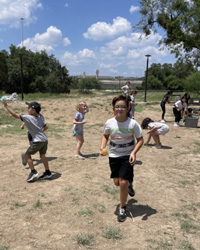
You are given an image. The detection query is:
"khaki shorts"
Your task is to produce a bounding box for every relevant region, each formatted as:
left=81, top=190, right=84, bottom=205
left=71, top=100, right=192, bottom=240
left=26, top=141, right=48, bottom=155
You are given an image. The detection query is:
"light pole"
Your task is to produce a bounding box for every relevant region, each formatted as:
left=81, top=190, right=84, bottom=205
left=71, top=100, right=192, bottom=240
left=20, top=18, right=24, bottom=47
left=20, top=18, right=24, bottom=100
left=144, top=54, right=151, bottom=102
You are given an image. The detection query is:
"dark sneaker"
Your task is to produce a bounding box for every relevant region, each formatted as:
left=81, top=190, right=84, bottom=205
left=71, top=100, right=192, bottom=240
left=21, top=153, right=27, bottom=166
left=128, top=182, right=135, bottom=197
left=27, top=171, right=38, bottom=182
left=39, top=171, right=52, bottom=180
left=117, top=206, right=127, bottom=222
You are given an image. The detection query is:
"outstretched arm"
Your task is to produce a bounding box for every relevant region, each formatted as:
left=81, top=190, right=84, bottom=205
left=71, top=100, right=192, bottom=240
left=2, top=101, right=21, bottom=119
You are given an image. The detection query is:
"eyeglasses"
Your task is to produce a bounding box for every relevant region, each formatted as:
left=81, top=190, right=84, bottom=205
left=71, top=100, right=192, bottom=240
left=114, top=105, right=127, bottom=110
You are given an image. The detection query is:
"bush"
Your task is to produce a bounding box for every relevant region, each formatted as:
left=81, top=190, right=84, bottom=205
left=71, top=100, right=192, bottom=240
left=78, top=77, right=101, bottom=93
left=184, top=72, right=200, bottom=95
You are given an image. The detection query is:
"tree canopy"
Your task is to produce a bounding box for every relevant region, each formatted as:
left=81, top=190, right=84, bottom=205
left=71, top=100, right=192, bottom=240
left=141, top=60, right=196, bottom=90
left=135, top=0, right=200, bottom=67
left=0, top=45, right=72, bottom=94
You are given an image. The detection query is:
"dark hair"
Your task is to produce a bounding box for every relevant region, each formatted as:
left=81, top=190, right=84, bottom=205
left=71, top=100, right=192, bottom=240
left=188, top=108, right=193, bottom=113
left=141, top=117, right=154, bottom=129
left=130, top=90, right=137, bottom=95
left=167, top=90, right=173, bottom=95
left=184, top=92, right=190, bottom=104
left=112, top=95, right=130, bottom=117
left=181, top=96, right=186, bottom=102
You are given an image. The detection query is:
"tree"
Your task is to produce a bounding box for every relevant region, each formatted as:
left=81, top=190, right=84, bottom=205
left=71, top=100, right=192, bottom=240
left=1, top=45, right=72, bottom=93
left=163, top=75, right=183, bottom=90
left=0, top=51, right=8, bottom=91
left=78, top=77, right=101, bottom=93
left=135, top=0, right=200, bottom=67
left=142, top=75, right=162, bottom=89
left=184, top=72, right=200, bottom=95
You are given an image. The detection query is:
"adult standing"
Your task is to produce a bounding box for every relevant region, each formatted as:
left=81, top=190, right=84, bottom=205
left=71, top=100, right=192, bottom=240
left=121, top=81, right=132, bottom=96
left=160, top=90, right=173, bottom=122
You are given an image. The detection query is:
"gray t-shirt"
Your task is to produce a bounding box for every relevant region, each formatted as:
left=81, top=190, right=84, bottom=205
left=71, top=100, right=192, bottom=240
left=20, top=114, right=48, bottom=142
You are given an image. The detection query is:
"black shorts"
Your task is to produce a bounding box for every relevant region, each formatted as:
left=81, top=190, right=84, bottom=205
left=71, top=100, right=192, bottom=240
left=109, top=156, right=134, bottom=182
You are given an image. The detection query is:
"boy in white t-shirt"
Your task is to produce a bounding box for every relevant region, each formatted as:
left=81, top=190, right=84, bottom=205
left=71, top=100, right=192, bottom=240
left=100, top=95, right=143, bottom=222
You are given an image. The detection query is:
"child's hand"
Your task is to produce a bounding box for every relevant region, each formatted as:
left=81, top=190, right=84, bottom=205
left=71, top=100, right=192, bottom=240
left=2, top=100, right=7, bottom=108
left=82, top=119, right=87, bottom=124
left=129, top=152, right=136, bottom=165
left=20, top=124, right=25, bottom=129
left=100, top=148, right=107, bottom=156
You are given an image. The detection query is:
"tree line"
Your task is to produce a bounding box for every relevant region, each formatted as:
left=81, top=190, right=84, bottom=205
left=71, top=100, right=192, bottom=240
left=0, top=45, right=72, bottom=94
left=0, top=44, right=199, bottom=95
left=141, top=59, right=198, bottom=91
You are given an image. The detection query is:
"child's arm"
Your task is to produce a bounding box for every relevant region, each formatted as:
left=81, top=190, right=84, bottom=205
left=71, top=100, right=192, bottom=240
left=3, top=101, right=21, bottom=119
left=129, top=136, right=144, bottom=165
left=21, top=122, right=25, bottom=129
left=121, top=86, right=125, bottom=93
left=147, top=126, right=157, bottom=134
left=85, top=104, right=89, bottom=113
left=144, top=134, right=151, bottom=145
left=42, top=125, right=48, bottom=132
left=100, top=134, right=109, bottom=155
left=73, top=119, right=87, bottom=125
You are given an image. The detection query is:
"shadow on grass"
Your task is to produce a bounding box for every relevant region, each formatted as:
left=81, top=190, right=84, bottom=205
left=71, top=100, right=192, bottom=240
left=39, top=171, right=62, bottom=181
left=115, top=199, right=157, bottom=221
left=29, top=171, right=62, bottom=183
left=145, top=144, right=172, bottom=150
left=83, top=153, right=100, bottom=159
left=33, top=156, right=57, bottom=166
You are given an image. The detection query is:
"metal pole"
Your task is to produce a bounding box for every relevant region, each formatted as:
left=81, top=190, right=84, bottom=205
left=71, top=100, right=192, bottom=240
left=20, top=53, right=24, bottom=101
left=20, top=18, right=24, bottom=100
left=144, top=54, right=151, bottom=102
left=20, top=18, right=24, bottom=47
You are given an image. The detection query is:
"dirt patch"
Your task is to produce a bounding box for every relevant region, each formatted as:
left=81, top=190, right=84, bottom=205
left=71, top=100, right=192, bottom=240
left=0, top=96, right=200, bottom=250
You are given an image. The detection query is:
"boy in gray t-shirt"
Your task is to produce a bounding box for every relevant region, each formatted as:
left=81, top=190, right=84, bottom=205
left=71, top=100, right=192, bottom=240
left=2, top=101, right=52, bottom=182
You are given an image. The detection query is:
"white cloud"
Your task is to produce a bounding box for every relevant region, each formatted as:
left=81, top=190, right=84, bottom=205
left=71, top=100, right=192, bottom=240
left=129, top=5, right=139, bottom=14
left=63, top=37, right=71, bottom=46
left=0, top=0, right=42, bottom=27
left=77, top=49, right=95, bottom=59
left=64, top=3, right=68, bottom=7
left=83, top=17, right=131, bottom=41
left=60, top=31, right=175, bottom=76
left=61, top=49, right=96, bottom=66
left=21, top=26, right=71, bottom=51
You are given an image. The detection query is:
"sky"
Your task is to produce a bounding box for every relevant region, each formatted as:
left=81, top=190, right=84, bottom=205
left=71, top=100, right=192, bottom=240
left=0, top=0, right=177, bottom=77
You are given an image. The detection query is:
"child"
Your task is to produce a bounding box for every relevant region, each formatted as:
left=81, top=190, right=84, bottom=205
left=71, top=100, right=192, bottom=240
left=173, top=96, right=187, bottom=126
left=73, top=101, right=89, bottom=160
left=2, top=101, right=52, bottom=182
left=121, top=81, right=132, bottom=96
left=100, top=95, right=143, bottom=222
left=20, top=105, right=48, bottom=166
left=160, top=90, right=173, bottom=122
left=129, top=91, right=138, bottom=118
left=141, top=118, right=169, bottom=149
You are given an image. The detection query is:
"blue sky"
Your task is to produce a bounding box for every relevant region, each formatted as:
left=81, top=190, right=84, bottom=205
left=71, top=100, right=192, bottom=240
left=0, top=0, right=176, bottom=77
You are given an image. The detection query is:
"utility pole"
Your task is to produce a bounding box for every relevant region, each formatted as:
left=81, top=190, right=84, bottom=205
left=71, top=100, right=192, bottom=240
left=20, top=18, right=24, bottom=100
left=144, top=54, right=151, bottom=102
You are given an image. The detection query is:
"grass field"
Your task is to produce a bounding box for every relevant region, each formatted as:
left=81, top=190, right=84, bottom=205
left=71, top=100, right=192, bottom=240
left=0, top=91, right=199, bottom=250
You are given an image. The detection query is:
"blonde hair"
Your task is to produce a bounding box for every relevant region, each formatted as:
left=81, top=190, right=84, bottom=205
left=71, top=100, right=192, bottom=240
left=76, top=101, right=86, bottom=111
